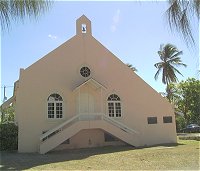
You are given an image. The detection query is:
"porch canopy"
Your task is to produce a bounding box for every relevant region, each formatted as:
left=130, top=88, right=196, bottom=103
left=73, top=78, right=107, bottom=115
left=73, top=78, right=107, bottom=92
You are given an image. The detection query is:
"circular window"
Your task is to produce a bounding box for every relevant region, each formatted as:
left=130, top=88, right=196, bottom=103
left=80, top=67, right=90, bottom=77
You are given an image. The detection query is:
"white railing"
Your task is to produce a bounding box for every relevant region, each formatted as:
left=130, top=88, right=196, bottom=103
left=40, top=113, right=139, bottom=142
left=102, top=115, right=139, bottom=134
left=40, top=114, right=81, bottom=141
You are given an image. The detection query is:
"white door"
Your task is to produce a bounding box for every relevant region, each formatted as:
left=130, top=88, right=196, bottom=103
left=78, top=92, right=94, bottom=114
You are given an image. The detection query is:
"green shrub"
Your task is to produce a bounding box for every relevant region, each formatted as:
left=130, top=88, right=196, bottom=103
left=179, top=136, right=200, bottom=141
left=0, top=123, right=18, bottom=150
left=176, top=116, right=186, bottom=132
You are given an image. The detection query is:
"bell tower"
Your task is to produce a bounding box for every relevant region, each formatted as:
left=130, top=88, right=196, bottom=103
left=76, top=15, right=92, bottom=35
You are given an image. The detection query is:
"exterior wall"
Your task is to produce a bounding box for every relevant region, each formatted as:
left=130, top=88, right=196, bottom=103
left=53, top=129, right=125, bottom=151
left=16, top=15, right=177, bottom=153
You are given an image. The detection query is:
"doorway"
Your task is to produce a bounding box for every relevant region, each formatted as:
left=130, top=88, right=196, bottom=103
left=77, top=92, right=94, bottom=114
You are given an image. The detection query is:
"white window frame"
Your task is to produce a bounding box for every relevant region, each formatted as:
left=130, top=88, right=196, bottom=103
left=47, top=94, right=63, bottom=119
left=107, top=94, right=122, bottom=118
left=80, top=66, right=91, bottom=78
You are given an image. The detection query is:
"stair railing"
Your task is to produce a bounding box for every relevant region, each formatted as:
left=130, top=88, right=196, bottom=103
left=102, top=115, right=139, bottom=134
left=40, top=113, right=139, bottom=143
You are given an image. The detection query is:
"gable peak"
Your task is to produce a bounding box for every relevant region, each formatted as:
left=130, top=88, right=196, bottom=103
left=79, top=15, right=90, bottom=20
left=76, top=15, right=92, bottom=35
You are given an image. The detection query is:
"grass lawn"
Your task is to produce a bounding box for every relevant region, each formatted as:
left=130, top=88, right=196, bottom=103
left=0, top=139, right=199, bottom=170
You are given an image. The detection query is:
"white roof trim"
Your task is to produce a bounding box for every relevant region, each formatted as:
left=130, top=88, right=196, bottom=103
left=73, top=78, right=107, bottom=91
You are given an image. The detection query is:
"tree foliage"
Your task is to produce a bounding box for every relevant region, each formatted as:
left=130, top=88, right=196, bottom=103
left=0, top=0, right=51, bottom=30
left=154, top=43, right=186, bottom=86
left=0, top=123, right=18, bottom=150
left=0, top=106, right=18, bottom=150
left=154, top=43, right=187, bottom=103
left=166, top=0, right=200, bottom=46
left=1, top=105, right=15, bottom=123
left=168, top=78, right=200, bottom=126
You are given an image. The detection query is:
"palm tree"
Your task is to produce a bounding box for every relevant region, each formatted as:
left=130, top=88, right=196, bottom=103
left=154, top=44, right=187, bottom=102
left=126, top=63, right=138, bottom=72
left=166, top=0, right=200, bottom=46
left=0, top=0, right=51, bottom=30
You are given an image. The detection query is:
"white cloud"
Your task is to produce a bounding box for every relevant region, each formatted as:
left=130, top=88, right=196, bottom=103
left=110, top=9, right=121, bottom=32
left=48, top=34, right=57, bottom=39
left=113, top=9, right=120, bottom=23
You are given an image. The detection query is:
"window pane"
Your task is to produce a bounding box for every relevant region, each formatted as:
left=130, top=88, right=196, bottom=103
left=48, top=102, right=54, bottom=119
left=47, top=95, right=63, bottom=119
left=163, top=116, right=172, bottom=123
left=48, top=114, right=54, bottom=118
left=108, top=102, right=114, bottom=117
left=115, top=102, right=121, bottom=117
left=80, top=66, right=90, bottom=77
left=108, top=95, right=121, bottom=117
left=107, top=94, right=120, bottom=101
left=48, top=94, right=63, bottom=101
left=148, top=117, right=157, bottom=124
left=55, top=102, right=63, bottom=118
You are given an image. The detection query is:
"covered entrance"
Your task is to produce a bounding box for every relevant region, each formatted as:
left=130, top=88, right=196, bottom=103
left=74, top=78, right=107, bottom=115
left=79, top=92, right=94, bottom=114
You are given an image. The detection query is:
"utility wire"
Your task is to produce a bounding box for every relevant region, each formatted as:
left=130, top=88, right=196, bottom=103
left=1, top=86, right=14, bottom=88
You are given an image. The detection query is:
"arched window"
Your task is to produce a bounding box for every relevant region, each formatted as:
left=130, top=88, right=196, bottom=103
left=47, top=94, right=63, bottom=119
left=107, top=94, right=121, bottom=117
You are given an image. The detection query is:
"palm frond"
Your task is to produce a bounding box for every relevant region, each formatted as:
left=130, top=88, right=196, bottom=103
left=162, top=67, right=167, bottom=84
left=167, top=65, right=179, bottom=82
left=154, top=62, right=163, bottom=68
left=154, top=67, right=162, bottom=81
left=0, top=0, right=52, bottom=31
left=126, top=63, right=137, bottom=72
left=167, top=55, right=187, bottom=67
left=166, top=0, right=182, bottom=30
left=192, top=0, right=200, bottom=18
left=154, top=43, right=186, bottom=85
left=169, top=50, right=183, bottom=59
left=0, top=1, right=10, bottom=30
left=166, top=0, right=197, bottom=46
left=163, top=44, right=179, bottom=61
left=179, top=7, right=195, bottom=44
left=171, top=65, right=185, bottom=77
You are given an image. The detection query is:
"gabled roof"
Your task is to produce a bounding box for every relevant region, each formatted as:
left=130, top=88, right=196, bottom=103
left=73, top=78, right=107, bottom=92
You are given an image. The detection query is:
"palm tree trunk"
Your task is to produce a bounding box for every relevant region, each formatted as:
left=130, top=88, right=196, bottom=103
left=166, top=83, right=171, bottom=103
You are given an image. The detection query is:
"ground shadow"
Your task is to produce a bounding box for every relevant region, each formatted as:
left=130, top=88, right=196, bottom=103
left=0, top=145, right=134, bottom=170
left=0, top=143, right=184, bottom=170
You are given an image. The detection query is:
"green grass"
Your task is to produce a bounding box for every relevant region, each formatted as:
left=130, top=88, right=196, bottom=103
left=0, top=139, right=199, bottom=170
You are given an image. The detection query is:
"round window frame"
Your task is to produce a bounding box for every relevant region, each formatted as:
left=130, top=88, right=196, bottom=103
left=80, top=66, right=91, bottom=77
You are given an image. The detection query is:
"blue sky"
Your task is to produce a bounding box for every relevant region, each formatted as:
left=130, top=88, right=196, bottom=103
left=1, top=1, right=199, bottom=103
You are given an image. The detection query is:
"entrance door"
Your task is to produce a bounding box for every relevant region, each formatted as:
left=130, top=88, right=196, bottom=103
left=78, top=92, right=94, bottom=114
